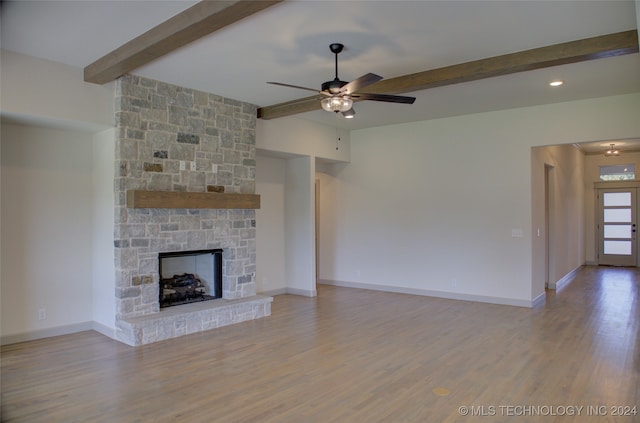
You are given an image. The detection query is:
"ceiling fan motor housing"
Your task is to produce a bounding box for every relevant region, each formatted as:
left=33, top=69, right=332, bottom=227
left=322, top=79, right=348, bottom=94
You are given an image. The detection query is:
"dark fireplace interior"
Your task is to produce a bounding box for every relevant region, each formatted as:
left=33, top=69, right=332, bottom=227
left=159, top=249, right=223, bottom=308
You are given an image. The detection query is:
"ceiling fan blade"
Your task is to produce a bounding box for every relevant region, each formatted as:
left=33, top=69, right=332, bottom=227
left=267, top=81, right=320, bottom=93
left=341, top=107, right=356, bottom=119
left=352, top=93, right=416, bottom=104
left=340, top=73, right=383, bottom=95
left=268, top=82, right=332, bottom=97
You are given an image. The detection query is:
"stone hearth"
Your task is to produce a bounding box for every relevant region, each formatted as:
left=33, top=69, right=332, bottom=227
left=112, top=75, right=270, bottom=346
left=117, top=296, right=272, bottom=346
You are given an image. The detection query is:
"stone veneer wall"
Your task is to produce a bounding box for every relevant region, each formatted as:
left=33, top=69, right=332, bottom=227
left=113, top=75, right=261, bottom=338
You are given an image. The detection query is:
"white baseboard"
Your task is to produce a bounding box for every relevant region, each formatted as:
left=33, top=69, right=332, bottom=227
left=259, top=288, right=288, bottom=296
left=92, top=321, right=117, bottom=340
left=285, top=287, right=317, bottom=297
left=532, top=291, right=546, bottom=307
left=318, top=279, right=535, bottom=308
left=548, top=265, right=582, bottom=291
left=259, top=288, right=317, bottom=297
left=1, top=321, right=94, bottom=346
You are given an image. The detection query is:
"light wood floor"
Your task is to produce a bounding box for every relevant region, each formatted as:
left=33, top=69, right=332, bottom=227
left=2, top=266, right=639, bottom=422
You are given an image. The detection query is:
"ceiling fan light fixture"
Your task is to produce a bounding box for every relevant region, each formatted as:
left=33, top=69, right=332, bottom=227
left=604, top=143, right=620, bottom=157
left=321, top=96, right=353, bottom=113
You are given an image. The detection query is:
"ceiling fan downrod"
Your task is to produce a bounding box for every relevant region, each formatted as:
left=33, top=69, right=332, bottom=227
left=323, top=43, right=348, bottom=94
left=329, top=43, right=344, bottom=81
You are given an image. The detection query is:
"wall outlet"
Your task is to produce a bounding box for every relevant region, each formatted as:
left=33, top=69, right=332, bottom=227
left=179, top=161, right=186, bottom=171
left=38, top=308, right=46, bottom=320
left=190, top=161, right=196, bottom=171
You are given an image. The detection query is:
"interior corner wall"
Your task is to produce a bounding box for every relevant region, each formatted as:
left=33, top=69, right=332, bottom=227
left=255, top=153, right=318, bottom=297
left=285, top=155, right=316, bottom=296
left=317, top=94, right=639, bottom=306
left=255, top=116, right=351, bottom=297
left=255, top=155, right=287, bottom=294
left=315, top=166, right=342, bottom=284
left=92, top=128, right=116, bottom=335
left=1, top=123, right=94, bottom=340
left=531, top=144, right=585, bottom=296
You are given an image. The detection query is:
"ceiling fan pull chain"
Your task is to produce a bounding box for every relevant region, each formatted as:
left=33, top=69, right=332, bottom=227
left=335, top=114, right=340, bottom=151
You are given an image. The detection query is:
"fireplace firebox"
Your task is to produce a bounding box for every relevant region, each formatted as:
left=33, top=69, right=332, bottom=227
left=159, top=249, right=223, bottom=308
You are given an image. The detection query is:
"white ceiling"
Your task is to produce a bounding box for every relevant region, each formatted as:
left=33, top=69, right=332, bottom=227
left=1, top=0, right=639, bottom=142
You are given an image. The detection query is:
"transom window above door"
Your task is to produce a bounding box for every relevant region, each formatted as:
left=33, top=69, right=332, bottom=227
left=599, top=164, right=635, bottom=181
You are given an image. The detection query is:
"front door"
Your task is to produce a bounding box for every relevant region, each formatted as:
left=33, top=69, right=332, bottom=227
left=598, top=189, right=637, bottom=266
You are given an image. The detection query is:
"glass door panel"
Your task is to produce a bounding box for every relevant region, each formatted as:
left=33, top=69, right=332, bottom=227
left=604, top=192, right=631, bottom=206
left=603, top=225, right=632, bottom=239
left=604, top=208, right=631, bottom=222
left=604, top=240, right=632, bottom=255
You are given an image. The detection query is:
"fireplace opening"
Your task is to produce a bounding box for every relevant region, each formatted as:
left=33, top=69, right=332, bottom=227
left=159, top=249, right=223, bottom=308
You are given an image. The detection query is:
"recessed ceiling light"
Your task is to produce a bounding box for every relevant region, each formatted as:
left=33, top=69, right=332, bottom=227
left=549, top=80, right=564, bottom=87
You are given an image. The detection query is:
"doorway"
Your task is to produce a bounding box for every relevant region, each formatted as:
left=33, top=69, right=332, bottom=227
left=596, top=182, right=640, bottom=267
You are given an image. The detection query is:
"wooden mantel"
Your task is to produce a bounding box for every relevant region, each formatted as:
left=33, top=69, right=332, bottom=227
left=126, top=190, right=260, bottom=209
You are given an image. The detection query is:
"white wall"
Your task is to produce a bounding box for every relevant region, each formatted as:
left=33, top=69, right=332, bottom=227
left=255, top=155, right=287, bottom=294
left=0, top=50, right=117, bottom=343
left=317, top=94, right=640, bottom=306
left=1, top=123, right=94, bottom=340
left=0, top=50, right=114, bottom=131
left=257, top=116, right=350, bottom=162
left=91, top=129, right=116, bottom=335
left=285, top=156, right=316, bottom=296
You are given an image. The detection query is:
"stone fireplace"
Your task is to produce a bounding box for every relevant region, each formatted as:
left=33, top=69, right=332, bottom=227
left=113, top=75, right=271, bottom=346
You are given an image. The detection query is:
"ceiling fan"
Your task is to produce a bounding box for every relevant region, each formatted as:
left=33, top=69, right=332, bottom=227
left=267, top=43, right=416, bottom=119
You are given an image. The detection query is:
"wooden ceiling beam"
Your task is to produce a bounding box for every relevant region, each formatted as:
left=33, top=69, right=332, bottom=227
left=84, top=0, right=285, bottom=84
left=257, top=29, right=639, bottom=120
